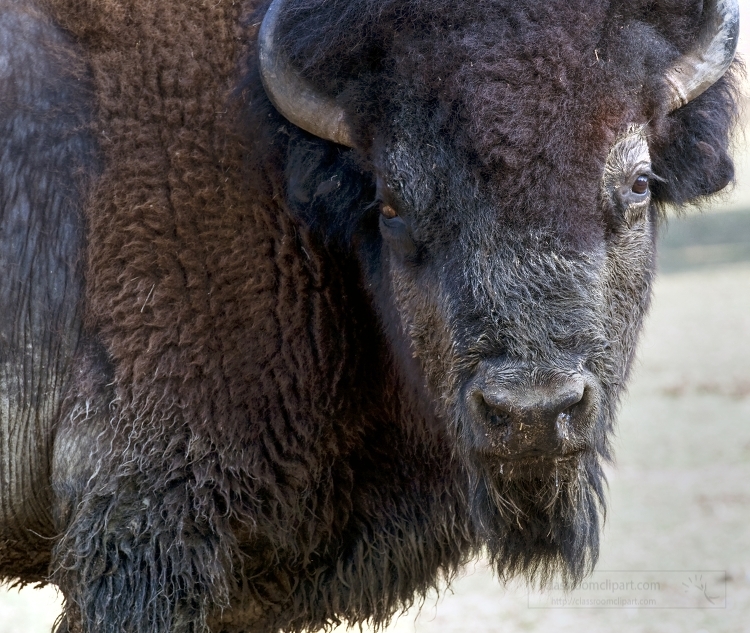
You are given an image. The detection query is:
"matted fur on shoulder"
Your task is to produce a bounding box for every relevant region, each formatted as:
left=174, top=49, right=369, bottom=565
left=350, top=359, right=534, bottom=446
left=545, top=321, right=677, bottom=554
left=40, top=0, right=472, bottom=631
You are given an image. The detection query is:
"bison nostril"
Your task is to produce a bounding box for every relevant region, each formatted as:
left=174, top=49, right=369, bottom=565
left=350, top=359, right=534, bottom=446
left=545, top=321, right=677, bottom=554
left=488, top=411, right=511, bottom=428
left=474, top=392, right=511, bottom=428
left=555, top=404, right=576, bottom=426
left=555, top=405, right=577, bottom=441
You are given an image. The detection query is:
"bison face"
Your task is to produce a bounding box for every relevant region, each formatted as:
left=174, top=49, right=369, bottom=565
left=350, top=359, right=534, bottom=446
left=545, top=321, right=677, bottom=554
left=367, top=105, right=657, bottom=580
left=380, top=122, right=656, bottom=453
left=258, top=0, right=739, bottom=584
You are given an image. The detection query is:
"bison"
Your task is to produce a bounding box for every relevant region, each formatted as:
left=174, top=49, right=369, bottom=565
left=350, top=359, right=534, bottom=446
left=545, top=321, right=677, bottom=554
left=0, top=0, right=741, bottom=631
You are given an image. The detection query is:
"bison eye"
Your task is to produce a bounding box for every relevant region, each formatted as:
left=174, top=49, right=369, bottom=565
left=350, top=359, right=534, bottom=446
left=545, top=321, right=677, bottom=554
left=631, top=175, right=649, bottom=195
left=381, top=203, right=398, bottom=219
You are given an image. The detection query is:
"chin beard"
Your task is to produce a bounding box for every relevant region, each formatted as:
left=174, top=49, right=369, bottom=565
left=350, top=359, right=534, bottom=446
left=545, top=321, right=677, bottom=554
left=468, top=450, right=606, bottom=589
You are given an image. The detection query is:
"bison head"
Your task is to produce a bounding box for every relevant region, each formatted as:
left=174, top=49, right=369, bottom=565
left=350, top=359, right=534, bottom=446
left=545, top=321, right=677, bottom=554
left=254, top=0, right=739, bottom=585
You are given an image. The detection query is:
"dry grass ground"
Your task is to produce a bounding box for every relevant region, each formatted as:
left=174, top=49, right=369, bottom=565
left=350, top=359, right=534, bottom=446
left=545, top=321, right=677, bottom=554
left=1, top=11, right=749, bottom=633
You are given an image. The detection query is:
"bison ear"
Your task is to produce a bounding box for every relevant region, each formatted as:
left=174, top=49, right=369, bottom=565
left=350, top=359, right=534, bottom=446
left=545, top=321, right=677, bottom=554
left=650, top=69, right=739, bottom=205
left=642, top=0, right=740, bottom=205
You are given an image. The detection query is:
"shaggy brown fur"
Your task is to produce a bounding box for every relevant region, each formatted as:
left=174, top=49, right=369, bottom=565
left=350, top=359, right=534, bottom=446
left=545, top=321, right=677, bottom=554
left=0, top=0, right=739, bottom=632
left=39, top=1, right=470, bottom=631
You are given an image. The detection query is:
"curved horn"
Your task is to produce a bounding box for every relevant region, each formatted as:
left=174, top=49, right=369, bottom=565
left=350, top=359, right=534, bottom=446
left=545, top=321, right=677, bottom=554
left=258, top=0, right=355, bottom=147
left=663, top=0, right=740, bottom=112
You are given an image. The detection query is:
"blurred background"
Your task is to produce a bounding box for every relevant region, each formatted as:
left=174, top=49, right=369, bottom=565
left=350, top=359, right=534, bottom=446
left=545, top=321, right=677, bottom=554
left=2, top=14, right=749, bottom=633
